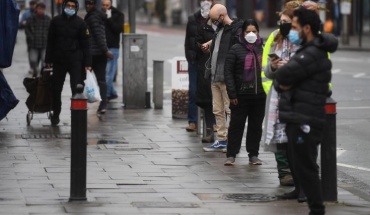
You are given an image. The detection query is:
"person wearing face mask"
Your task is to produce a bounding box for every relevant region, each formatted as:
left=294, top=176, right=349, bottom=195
left=202, top=3, right=243, bottom=153
left=45, top=0, right=92, bottom=126
left=275, top=8, right=338, bottom=215
left=101, top=0, right=124, bottom=102
left=184, top=0, right=214, bottom=132
left=195, top=9, right=217, bottom=143
left=223, top=19, right=265, bottom=166
left=261, top=8, right=297, bottom=187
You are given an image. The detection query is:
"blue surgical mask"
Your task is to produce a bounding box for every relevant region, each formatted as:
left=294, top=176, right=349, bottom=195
left=288, top=30, right=302, bottom=45
left=64, top=8, right=76, bottom=16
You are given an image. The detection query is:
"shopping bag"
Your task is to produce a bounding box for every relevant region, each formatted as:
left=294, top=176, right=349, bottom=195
left=0, top=70, right=19, bottom=121
left=0, top=0, right=20, bottom=68
left=84, top=70, right=101, bottom=103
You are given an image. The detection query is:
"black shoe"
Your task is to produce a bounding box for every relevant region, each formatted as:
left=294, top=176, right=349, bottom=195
left=107, top=94, right=118, bottom=101
left=277, top=190, right=298, bottom=200
left=297, top=190, right=307, bottom=203
left=51, top=116, right=60, bottom=126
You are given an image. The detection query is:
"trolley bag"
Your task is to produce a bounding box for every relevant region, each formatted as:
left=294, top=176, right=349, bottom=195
left=0, top=0, right=20, bottom=68
left=0, top=70, right=19, bottom=121
left=23, top=68, right=53, bottom=113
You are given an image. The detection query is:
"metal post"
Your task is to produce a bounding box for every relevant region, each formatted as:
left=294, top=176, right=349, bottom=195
left=153, top=60, right=164, bottom=109
left=51, top=0, right=55, bottom=17
left=69, top=84, right=87, bottom=201
left=128, top=0, right=136, bottom=33
left=321, top=97, right=337, bottom=202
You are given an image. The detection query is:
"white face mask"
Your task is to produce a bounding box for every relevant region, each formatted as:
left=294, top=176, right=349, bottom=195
left=200, top=1, right=212, bottom=18
left=245, top=32, right=257, bottom=44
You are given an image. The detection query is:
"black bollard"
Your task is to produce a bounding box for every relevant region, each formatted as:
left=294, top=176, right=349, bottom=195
left=321, top=97, right=337, bottom=202
left=69, top=84, right=87, bottom=201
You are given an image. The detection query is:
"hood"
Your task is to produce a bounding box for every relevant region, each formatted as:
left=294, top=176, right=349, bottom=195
left=223, top=18, right=243, bottom=32
left=313, top=33, right=338, bottom=53
left=62, top=0, right=79, bottom=16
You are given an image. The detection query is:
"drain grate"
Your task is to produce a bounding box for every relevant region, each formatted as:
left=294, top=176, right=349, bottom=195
left=224, top=193, right=278, bottom=202
left=97, top=140, right=129, bottom=144
left=19, top=134, right=71, bottom=139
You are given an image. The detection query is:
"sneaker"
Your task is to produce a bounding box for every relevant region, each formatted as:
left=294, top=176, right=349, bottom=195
left=186, top=123, right=197, bottom=132
left=249, top=156, right=262, bottom=165
left=203, top=140, right=227, bottom=152
left=224, top=157, right=235, bottom=166
left=279, top=175, right=294, bottom=186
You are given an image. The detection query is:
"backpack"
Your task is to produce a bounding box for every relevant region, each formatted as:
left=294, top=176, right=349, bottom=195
left=0, top=0, right=20, bottom=68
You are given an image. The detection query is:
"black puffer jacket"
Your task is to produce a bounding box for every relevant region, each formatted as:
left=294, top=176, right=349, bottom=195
left=195, top=20, right=215, bottom=107
left=275, top=33, right=338, bottom=129
left=84, top=9, right=108, bottom=56
left=224, top=33, right=265, bottom=100
left=184, top=11, right=207, bottom=63
left=45, top=0, right=91, bottom=66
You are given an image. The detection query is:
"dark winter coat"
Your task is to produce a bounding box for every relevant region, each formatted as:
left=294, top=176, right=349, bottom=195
left=184, top=10, right=207, bottom=64
left=224, top=34, right=265, bottom=100
left=208, top=18, right=244, bottom=82
left=195, top=21, right=215, bottom=107
left=84, top=9, right=108, bottom=56
left=45, top=0, right=91, bottom=66
left=25, top=14, right=51, bottom=49
left=105, top=7, right=124, bottom=48
left=275, top=33, right=338, bottom=130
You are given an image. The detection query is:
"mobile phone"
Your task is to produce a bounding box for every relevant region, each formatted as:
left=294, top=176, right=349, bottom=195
left=268, top=53, right=279, bottom=59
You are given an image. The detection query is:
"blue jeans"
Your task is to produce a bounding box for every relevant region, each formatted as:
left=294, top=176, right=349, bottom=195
left=188, top=62, right=197, bottom=124
left=106, top=48, right=119, bottom=97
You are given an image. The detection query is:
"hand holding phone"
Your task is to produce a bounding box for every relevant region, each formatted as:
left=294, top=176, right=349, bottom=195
left=268, top=53, right=279, bottom=59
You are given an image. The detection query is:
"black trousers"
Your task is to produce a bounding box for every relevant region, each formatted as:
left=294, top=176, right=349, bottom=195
left=52, top=63, right=83, bottom=117
left=226, top=96, right=265, bottom=158
left=202, top=103, right=216, bottom=130
left=92, top=54, right=107, bottom=109
left=286, top=123, right=325, bottom=215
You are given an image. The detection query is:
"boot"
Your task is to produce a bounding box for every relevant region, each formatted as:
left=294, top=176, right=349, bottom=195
left=202, top=128, right=214, bottom=143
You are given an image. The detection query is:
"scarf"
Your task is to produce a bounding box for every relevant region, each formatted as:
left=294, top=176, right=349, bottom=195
left=242, top=35, right=262, bottom=82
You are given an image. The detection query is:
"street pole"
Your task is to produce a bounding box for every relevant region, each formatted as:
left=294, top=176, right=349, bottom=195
left=69, top=84, right=88, bottom=201
left=321, top=97, right=338, bottom=202
left=128, top=0, right=136, bottom=33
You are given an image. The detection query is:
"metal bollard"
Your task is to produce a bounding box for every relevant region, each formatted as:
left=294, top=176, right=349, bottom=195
left=153, top=60, right=164, bottom=109
left=69, top=84, right=87, bottom=201
left=321, top=97, right=337, bottom=202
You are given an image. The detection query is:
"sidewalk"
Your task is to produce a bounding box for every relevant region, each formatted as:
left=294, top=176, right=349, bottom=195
left=0, top=30, right=369, bottom=215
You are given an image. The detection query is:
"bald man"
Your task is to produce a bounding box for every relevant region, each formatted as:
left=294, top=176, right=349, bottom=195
left=101, top=0, right=124, bottom=101
left=202, top=3, right=243, bottom=153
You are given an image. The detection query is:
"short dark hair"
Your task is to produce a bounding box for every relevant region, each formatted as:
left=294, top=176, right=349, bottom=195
left=242, top=19, right=259, bottom=32
left=36, top=2, right=46, bottom=8
left=30, top=0, right=36, bottom=5
left=293, top=7, right=320, bottom=36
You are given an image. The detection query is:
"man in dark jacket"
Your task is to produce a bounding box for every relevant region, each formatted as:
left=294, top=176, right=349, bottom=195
left=45, top=0, right=91, bottom=126
left=85, top=0, right=114, bottom=115
left=101, top=0, right=124, bottom=101
left=184, top=0, right=213, bottom=132
left=275, top=8, right=338, bottom=215
left=202, top=3, right=243, bottom=153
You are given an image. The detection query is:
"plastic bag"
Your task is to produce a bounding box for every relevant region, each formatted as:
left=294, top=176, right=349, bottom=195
left=84, top=70, right=101, bottom=103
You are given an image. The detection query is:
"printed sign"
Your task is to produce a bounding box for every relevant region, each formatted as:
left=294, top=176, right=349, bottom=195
left=170, top=57, right=188, bottom=119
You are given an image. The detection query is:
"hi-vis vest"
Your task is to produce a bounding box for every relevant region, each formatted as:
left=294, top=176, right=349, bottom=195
left=261, top=30, right=332, bottom=94
left=261, top=30, right=277, bottom=94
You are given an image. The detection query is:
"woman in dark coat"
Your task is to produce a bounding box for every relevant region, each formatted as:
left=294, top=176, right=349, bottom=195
left=196, top=19, right=216, bottom=143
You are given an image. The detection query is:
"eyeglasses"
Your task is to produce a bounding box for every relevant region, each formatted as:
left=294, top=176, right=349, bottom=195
left=85, top=1, right=94, bottom=5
